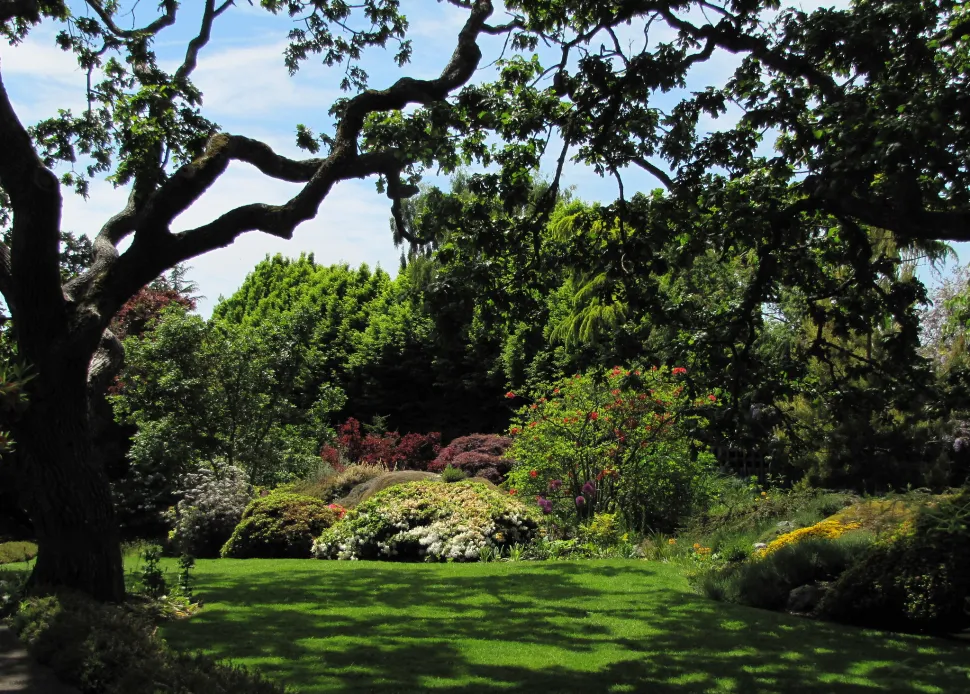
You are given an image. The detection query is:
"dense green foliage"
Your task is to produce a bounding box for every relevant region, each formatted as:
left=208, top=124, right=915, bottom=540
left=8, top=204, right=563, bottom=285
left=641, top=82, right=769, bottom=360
left=111, top=306, right=344, bottom=532
left=312, top=480, right=540, bottom=561
left=212, top=256, right=510, bottom=439
left=221, top=492, right=340, bottom=559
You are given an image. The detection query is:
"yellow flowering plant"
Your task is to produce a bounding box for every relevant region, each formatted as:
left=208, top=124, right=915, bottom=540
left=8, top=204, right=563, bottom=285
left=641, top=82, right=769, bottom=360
left=759, top=519, right=862, bottom=557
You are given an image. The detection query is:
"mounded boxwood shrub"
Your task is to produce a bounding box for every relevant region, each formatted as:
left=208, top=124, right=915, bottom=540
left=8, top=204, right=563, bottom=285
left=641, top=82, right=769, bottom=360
left=312, top=480, right=540, bottom=562
left=221, top=492, right=341, bottom=558
left=0, top=540, right=37, bottom=564
left=12, top=592, right=287, bottom=694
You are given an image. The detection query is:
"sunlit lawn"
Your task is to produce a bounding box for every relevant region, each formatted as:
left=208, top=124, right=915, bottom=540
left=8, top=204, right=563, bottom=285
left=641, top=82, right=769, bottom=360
left=153, top=558, right=970, bottom=693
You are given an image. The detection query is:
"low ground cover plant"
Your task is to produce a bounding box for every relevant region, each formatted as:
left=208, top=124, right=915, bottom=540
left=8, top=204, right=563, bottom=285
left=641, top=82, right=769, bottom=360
left=221, top=492, right=342, bottom=559
left=671, top=477, right=858, bottom=561
left=505, top=365, right=718, bottom=533
left=696, top=534, right=873, bottom=611
left=11, top=591, right=287, bottom=694
left=758, top=518, right=862, bottom=556
left=312, top=480, right=540, bottom=561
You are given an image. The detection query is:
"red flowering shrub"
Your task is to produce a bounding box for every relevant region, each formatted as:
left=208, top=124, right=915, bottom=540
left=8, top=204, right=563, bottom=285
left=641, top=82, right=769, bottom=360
left=506, top=365, right=719, bottom=533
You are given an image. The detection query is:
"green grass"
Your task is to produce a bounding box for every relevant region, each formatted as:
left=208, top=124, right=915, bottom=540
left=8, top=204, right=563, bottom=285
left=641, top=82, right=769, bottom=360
left=156, top=559, right=970, bottom=693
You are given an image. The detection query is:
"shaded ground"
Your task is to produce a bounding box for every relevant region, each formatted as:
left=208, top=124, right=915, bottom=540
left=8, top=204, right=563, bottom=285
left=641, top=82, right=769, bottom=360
left=0, top=626, right=79, bottom=694
left=160, top=559, right=970, bottom=693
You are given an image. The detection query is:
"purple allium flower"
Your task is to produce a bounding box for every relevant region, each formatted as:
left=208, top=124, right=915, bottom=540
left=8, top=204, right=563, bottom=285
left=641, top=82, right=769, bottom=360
left=548, top=479, right=562, bottom=491
left=575, top=495, right=586, bottom=507
left=537, top=497, right=553, bottom=514
left=581, top=481, right=596, bottom=496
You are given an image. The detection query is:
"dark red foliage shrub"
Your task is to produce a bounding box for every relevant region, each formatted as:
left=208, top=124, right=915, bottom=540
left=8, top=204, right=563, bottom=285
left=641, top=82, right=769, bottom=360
left=110, top=287, right=195, bottom=340
left=319, top=446, right=344, bottom=472
left=428, top=434, right=514, bottom=483
left=321, top=419, right=441, bottom=470
left=431, top=434, right=513, bottom=468
left=360, top=433, right=398, bottom=466
left=442, top=451, right=512, bottom=484
left=395, top=432, right=442, bottom=470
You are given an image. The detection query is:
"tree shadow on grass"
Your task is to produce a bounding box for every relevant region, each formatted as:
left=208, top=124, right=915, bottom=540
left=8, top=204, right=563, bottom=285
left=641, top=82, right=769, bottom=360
left=161, top=560, right=970, bottom=694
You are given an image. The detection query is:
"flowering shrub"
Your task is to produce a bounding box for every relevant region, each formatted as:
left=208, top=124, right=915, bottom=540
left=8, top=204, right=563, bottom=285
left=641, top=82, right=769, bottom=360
left=505, top=365, right=718, bottom=533
left=167, top=466, right=253, bottom=558
left=759, top=518, right=862, bottom=557
left=312, top=480, right=540, bottom=562
left=427, top=434, right=514, bottom=482
left=320, top=418, right=441, bottom=470
left=580, top=513, right=623, bottom=546
left=220, top=492, right=341, bottom=558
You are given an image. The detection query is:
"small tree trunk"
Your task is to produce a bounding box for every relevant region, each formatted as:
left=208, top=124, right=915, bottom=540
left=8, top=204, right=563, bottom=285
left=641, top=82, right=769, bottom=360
left=14, top=366, right=125, bottom=602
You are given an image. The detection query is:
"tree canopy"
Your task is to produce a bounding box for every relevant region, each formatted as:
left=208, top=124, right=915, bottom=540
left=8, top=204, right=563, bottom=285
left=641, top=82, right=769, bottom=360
left=1, top=0, right=969, bottom=601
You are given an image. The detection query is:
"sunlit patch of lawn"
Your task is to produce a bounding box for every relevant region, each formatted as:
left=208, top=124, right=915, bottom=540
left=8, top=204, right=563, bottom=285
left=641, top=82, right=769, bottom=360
left=158, top=559, right=970, bottom=693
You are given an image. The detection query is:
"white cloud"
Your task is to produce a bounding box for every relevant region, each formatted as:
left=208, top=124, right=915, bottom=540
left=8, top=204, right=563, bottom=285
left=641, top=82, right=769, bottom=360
left=0, top=34, right=91, bottom=123
left=0, top=34, right=80, bottom=79
left=190, top=41, right=343, bottom=121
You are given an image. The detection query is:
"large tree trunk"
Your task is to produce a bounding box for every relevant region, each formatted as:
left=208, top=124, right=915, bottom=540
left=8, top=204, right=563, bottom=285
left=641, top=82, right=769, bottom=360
left=12, top=359, right=125, bottom=602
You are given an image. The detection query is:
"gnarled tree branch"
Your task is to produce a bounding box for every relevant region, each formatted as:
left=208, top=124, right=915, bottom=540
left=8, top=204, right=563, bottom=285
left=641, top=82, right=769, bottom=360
left=84, top=0, right=178, bottom=39
left=94, top=0, right=499, bottom=317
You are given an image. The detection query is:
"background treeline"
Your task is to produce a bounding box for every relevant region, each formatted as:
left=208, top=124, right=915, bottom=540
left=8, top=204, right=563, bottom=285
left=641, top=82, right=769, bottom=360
left=106, top=175, right=970, bottom=521
left=6, top=177, right=965, bottom=542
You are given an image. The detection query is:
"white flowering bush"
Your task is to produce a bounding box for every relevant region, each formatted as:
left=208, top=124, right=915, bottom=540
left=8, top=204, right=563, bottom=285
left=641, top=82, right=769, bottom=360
left=312, top=480, right=540, bottom=562
left=167, top=466, right=253, bottom=558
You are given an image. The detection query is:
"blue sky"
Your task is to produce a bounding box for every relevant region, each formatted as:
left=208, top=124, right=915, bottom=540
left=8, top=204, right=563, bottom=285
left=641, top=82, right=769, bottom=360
left=0, top=0, right=962, bottom=315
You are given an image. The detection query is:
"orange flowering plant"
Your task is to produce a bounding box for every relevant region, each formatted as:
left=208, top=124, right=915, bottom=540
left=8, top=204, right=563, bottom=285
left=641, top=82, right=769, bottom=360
left=505, top=365, right=720, bottom=533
